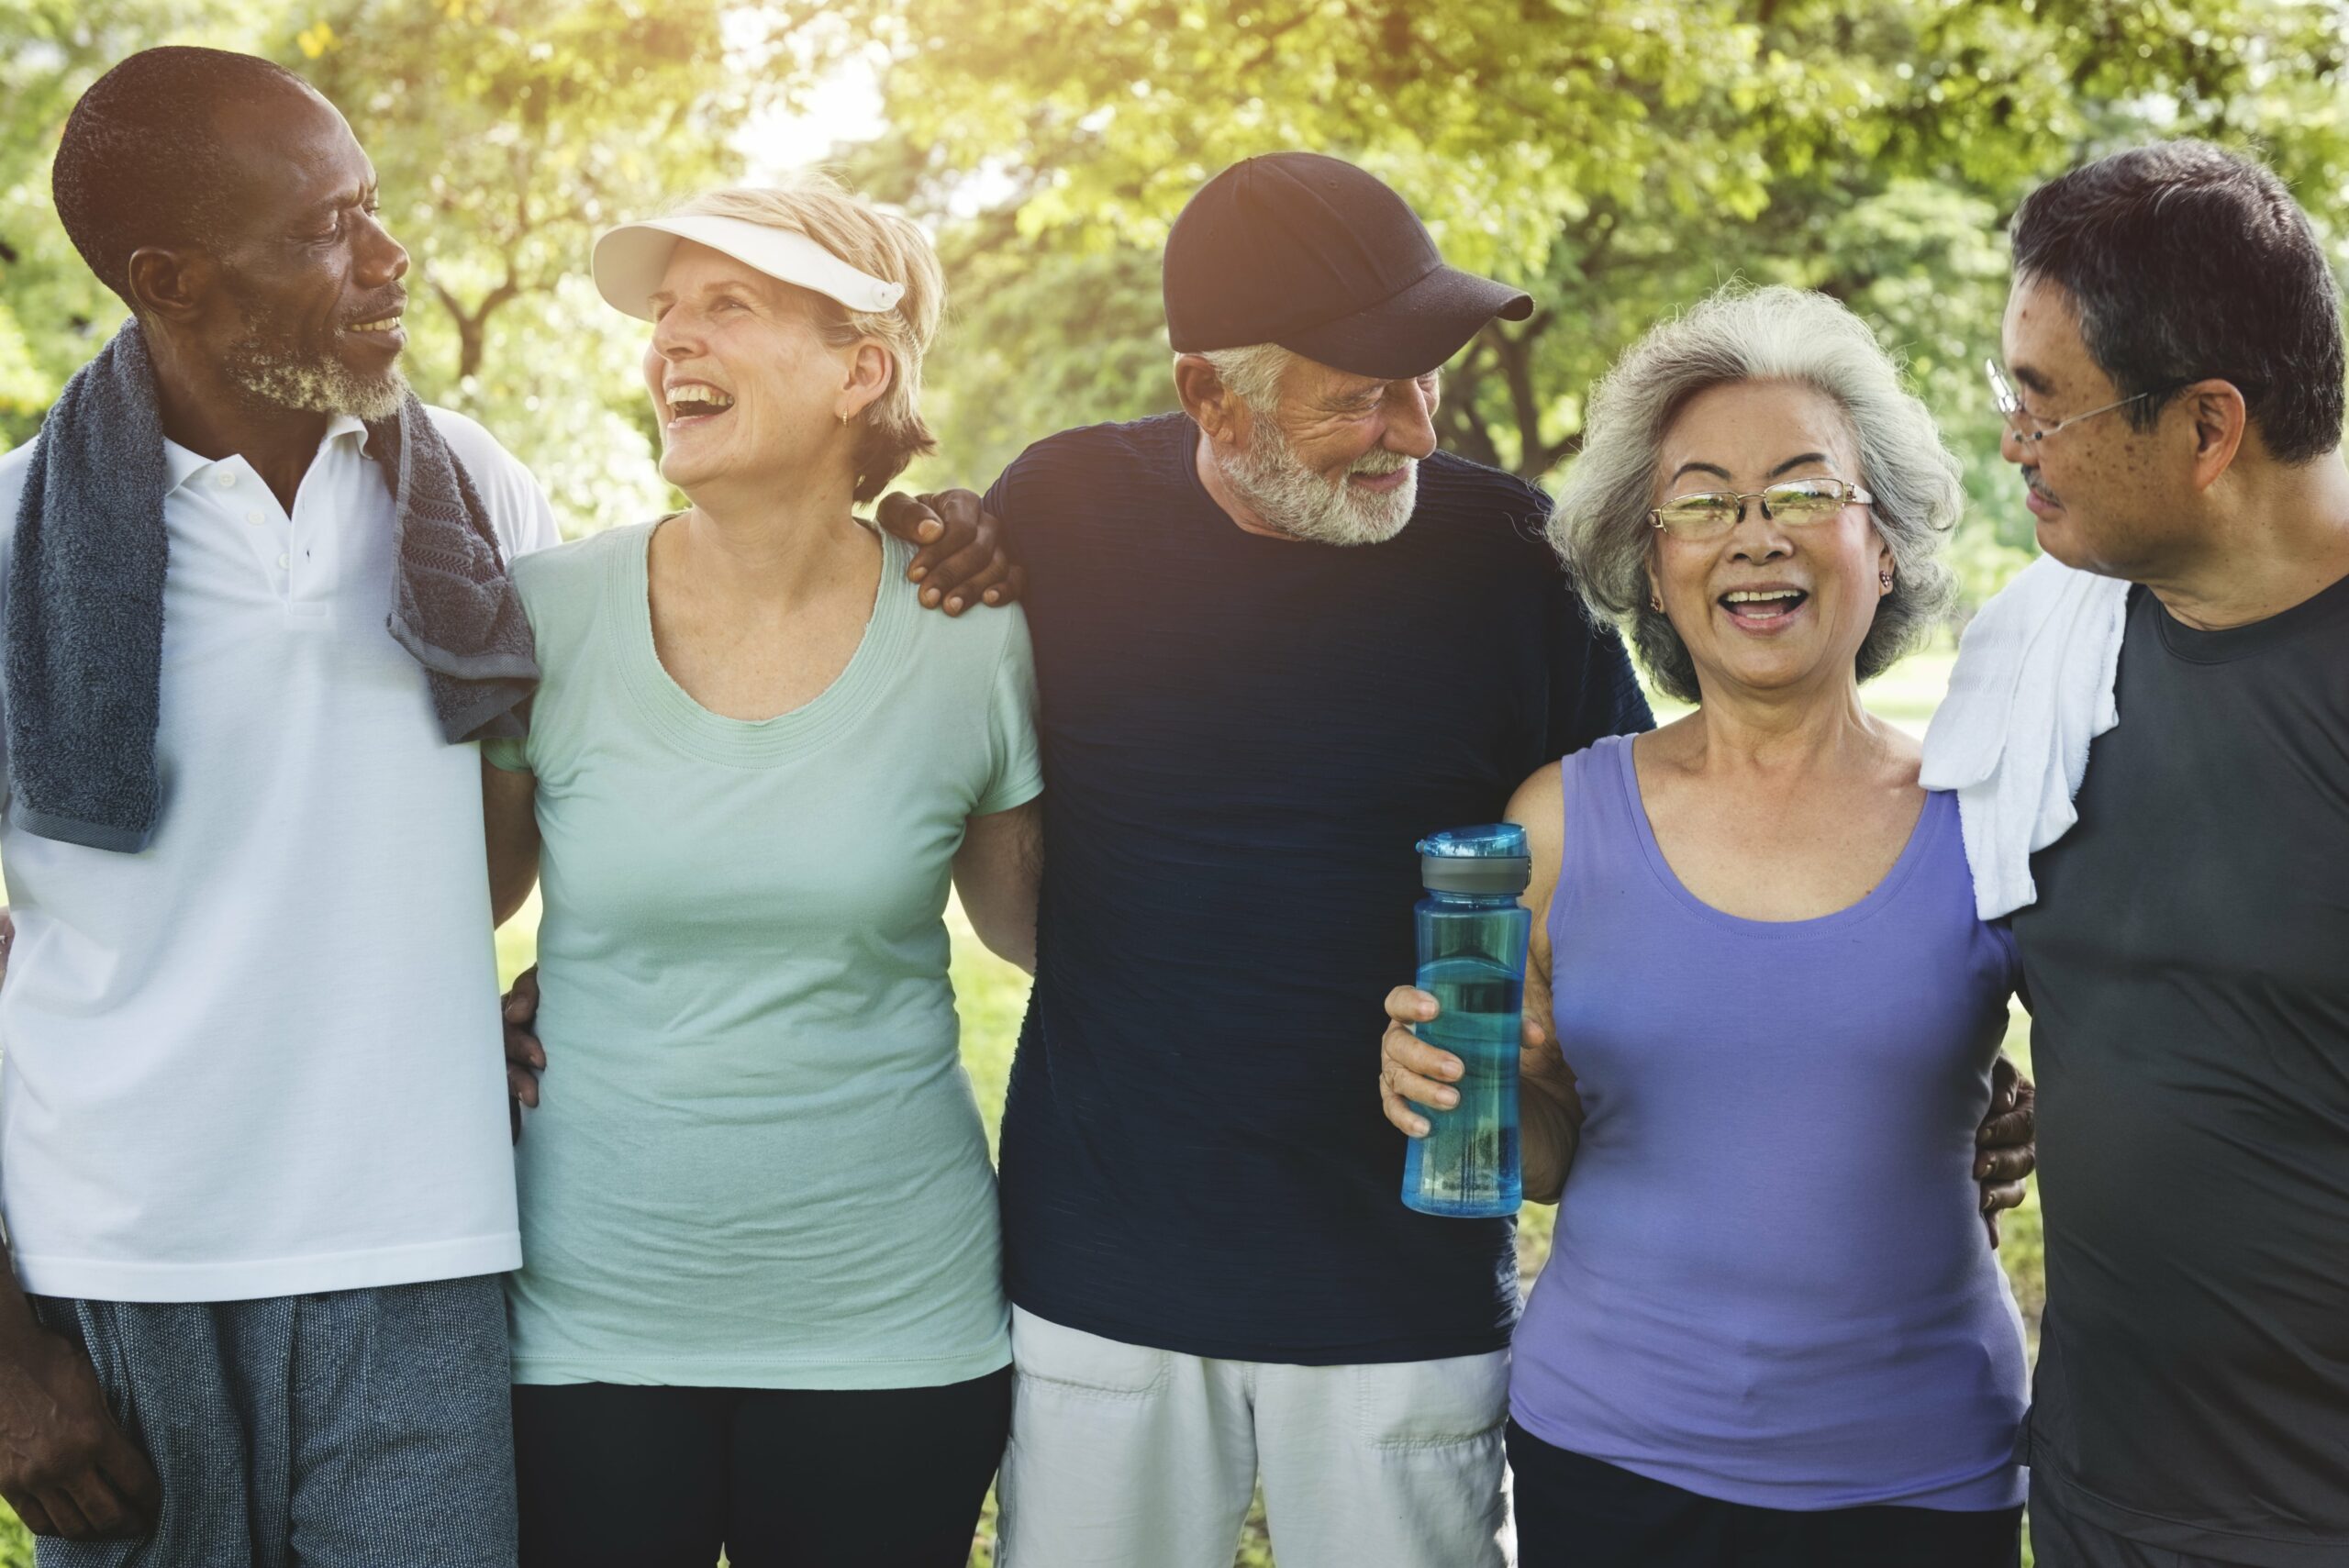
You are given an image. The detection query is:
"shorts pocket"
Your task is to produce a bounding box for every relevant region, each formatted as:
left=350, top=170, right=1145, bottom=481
left=1356, top=1349, right=1509, bottom=1449
left=1009, top=1311, right=1170, bottom=1401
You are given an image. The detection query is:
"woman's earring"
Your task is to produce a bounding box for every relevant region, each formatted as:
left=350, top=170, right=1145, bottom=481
left=1879, top=572, right=1894, bottom=591
left=839, top=410, right=850, bottom=428
left=1649, top=590, right=1664, bottom=614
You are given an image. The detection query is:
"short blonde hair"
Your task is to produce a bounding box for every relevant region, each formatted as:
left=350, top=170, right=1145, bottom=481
left=668, top=178, right=945, bottom=502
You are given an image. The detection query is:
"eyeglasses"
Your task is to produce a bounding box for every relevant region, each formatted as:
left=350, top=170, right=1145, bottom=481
left=1648, top=477, right=1873, bottom=539
left=1985, top=359, right=2181, bottom=445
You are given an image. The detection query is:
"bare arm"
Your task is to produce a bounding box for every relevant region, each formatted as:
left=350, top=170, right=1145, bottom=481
left=952, top=798, right=1041, bottom=975
left=482, top=757, right=541, bottom=929
left=1512, top=764, right=1579, bottom=1203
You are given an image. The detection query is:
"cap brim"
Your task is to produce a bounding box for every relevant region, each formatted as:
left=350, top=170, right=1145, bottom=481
left=591, top=215, right=906, bottom=322
left=1275, top=265, right=1533, bottom=380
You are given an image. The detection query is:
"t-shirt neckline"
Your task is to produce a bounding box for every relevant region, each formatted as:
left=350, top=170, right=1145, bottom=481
left=2150, top=564, right=2349, bottom=665
left=609, top=516, right=909, bottom=766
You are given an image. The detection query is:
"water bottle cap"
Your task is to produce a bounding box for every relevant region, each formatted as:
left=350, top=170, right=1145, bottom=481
left=1417, top=823, right=1531, bottom=895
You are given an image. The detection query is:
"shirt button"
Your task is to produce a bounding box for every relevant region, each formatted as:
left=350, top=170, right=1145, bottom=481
left=245, top=510, right=264, bottom=526
left=213, top=471, right=235, bottom=489
left=276, top=552, right=290, bottom=570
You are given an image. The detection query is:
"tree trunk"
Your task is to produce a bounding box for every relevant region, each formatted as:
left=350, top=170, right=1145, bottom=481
left=429, top=274, right=523, bottom=388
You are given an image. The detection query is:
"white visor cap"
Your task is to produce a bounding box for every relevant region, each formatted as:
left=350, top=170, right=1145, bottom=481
left=592, top=213, right=907, bottom=322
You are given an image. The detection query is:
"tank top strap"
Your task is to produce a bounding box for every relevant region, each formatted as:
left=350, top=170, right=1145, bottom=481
left=1549, top=733, right=1648, bottom=954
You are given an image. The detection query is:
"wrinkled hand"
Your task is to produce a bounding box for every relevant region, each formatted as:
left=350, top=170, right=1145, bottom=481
left=1379, top=985, right=1546, bottom=1137
left=0, top=1319, right=161, bottom=1540
left=1976, top=1055, right=2037, bottom=1249
left=504, top=967, right=544, bottom=1138
left=873, top=489, right=1023, bottom=615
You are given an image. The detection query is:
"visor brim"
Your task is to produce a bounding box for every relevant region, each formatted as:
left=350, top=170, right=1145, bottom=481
left=591, top=215, right=906, bottom=321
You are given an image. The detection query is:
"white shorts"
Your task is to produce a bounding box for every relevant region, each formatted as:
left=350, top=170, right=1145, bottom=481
left=996, top=1307, right=1511, bottom=1568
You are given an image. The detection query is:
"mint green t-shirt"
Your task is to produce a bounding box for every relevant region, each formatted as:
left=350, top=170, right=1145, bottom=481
left=488, top=521, right=1041, bottom=1389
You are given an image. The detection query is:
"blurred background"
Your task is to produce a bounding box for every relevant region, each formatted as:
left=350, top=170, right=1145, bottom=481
left=6, top=0, right=2348, bottom=605
left=4, top=2, right=2347, bottom=1562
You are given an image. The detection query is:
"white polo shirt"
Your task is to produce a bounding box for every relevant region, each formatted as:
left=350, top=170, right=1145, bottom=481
left=0, top=406, right=558, bottom=1302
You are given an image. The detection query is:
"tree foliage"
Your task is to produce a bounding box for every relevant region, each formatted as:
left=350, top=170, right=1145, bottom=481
left=0, top=0, right=265, bottom=440
left=0, top=0, right=816, bottom=528
left=846, top=0, right=2349, bottom=592
left=4, top=0, right=2347, bottom=585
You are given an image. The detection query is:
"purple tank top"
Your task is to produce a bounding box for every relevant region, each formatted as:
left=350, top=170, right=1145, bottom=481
left=1509, top=735, right=2027, bottom=1510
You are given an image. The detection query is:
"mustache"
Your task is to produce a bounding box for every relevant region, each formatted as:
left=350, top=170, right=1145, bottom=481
left=1349, top=450, right=1413, bottom=478
left=2022, top=467, right=2060, bottom=505
left=340, top=289, right=408, bottom=327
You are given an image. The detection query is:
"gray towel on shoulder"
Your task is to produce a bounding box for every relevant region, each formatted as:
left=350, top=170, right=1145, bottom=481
left=6, top=319, right=539, bottom=853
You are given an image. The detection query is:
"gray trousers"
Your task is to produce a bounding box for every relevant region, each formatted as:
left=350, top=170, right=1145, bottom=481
left=29, top=1276, right=515, bottom=1568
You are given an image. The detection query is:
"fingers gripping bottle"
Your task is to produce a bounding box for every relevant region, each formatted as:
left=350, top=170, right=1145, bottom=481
left=1401, top=824, right=1531, bottom=1218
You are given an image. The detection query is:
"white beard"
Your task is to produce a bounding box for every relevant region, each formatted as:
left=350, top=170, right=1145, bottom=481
left=1217, top=419, right=1418, bottom=547
left=226, top=348, right=407, bottom=421
left=221, top=305, right=408, bottom=421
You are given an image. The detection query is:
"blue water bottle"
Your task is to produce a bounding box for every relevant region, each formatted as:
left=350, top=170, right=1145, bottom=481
left=1400, top=824, right=1531, bottom=1218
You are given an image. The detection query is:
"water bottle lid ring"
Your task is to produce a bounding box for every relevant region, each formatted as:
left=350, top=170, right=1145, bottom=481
left=1417, top=823, right=1532, bottom=895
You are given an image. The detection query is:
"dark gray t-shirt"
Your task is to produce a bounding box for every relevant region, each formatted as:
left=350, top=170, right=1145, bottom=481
left=2012, top=572, right=2349, bottom=1567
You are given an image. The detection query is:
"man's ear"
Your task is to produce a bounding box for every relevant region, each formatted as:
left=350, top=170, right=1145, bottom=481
left=124, top=245, right=215, bottom=329
left=2180, top=378, right=2250, bottom=493
left=1174, top=353, right=1251, bottom=450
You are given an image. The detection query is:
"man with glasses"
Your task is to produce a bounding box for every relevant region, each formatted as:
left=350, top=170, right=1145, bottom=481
left=1976, top=140, right=2349, bottom=1567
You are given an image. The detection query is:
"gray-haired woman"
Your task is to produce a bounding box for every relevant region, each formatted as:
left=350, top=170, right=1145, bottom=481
left=1380, top=285, right=2032, bottom=1567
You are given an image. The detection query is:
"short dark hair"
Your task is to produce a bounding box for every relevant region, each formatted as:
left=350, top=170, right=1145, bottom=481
left=2010, top=139, right=2346, bottom=464
left=53, top=47, right=315, bottom=307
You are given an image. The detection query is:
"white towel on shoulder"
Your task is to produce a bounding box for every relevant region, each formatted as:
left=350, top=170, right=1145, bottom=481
left=1920, top=554, right=2132, bottom=920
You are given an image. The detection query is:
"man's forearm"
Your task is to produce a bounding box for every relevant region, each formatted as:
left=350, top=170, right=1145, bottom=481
left=1520, top=1078, right=1579, bottom=1207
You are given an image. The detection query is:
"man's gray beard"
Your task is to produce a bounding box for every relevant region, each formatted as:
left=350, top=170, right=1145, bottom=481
left=1217, top=417, right=1417, bottom=546
left=222, top=331, right=406, bottom=421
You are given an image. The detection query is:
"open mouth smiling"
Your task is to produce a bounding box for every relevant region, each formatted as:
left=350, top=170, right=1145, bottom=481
left=1718, top=586, right=1809, bottom=628
left=664, top=382, right=736, bottom=428
left=342, top=309, right=405, bottom=348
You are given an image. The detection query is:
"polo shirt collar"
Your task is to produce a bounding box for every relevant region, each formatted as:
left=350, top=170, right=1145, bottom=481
left=161, top=413, right=373, bottom=496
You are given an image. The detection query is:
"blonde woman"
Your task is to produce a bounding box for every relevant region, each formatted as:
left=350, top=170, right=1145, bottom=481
left=481, top=180, right=1041, bottom=1567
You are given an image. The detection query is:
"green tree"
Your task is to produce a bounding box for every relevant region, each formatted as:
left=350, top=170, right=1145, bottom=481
left=295, top=0, right=801, bottom=530
left=843, top=0, right=2349, bottom=597
left=0, top=0, right=273, bottom=444
left=0, top=0, right=840, bottom=528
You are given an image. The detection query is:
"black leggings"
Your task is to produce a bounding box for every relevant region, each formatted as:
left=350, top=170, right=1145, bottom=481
left=1508, top=1419, right=2022, bottom=1568
left=512, top=1369, right=1013, bottom=1568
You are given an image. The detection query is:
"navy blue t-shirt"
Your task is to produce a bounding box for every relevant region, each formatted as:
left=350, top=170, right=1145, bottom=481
left=991, top=412, right=1651, bottom=1364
